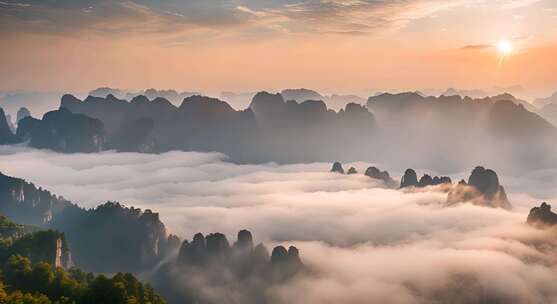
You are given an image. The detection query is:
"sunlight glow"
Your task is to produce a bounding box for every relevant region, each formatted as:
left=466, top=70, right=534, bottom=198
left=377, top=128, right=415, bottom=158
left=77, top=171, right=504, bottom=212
left=497, top=40, right=513, bottom=55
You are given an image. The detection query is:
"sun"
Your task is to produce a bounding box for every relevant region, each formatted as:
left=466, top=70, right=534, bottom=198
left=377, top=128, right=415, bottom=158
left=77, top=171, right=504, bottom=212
left=496, top=40, right=513, bottom=55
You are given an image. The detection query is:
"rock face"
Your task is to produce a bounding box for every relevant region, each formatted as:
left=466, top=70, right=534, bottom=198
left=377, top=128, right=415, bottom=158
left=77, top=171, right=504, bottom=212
left=331, top=162, right=345, bottom=174
left=0, top=228, right=72, bottom=269
left=15, top=108, right=105, bottom=153
left=0, top=171, right=176, bottom=273
left=0, top=108, right=16, bottom=144
left=5, top=114, right=15, bottom=133
left=447, top=166, right=511, bottom=209
left=0, top=171, right=72, bottom=226
left=51, top=201, right=175, bottom=273
left=527, top=202, right=557, bottom=227
left=400, top=169, right=419, bottom=188
left=16, top=107, right=31, bottom=124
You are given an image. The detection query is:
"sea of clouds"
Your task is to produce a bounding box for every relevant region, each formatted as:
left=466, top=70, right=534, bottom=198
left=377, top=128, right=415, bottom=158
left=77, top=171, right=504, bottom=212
left=1, top=146, right=557, bottom=303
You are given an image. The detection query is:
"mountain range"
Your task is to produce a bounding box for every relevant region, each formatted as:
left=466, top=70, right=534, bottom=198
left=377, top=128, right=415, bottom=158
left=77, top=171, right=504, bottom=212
left=0, top=89, right=556, bottom=172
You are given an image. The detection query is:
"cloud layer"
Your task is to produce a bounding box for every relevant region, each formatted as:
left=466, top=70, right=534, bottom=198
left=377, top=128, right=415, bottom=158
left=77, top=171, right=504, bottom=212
left=1, top=147, right=557, bottom=303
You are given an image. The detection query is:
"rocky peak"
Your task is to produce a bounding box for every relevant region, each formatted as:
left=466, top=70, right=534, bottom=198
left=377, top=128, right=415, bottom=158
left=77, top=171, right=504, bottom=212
left=347, top=167, right=358, bottom=174
left=468, top=166, right=501, bottom=199
left=0, top=108, right=16, bottom=144
left=364, top=166, right=393, bottom=184
left=130, top=95, right=150, bottom=104
left=235, top=229, right=254, bottom=252
left=19, top=108, right=106, bottom=153
left=249, top=91, right=286, bottom=118
left=331, top=162, right=345, bottom=174
left=16, top=107, right=31, bottom=124
left=270, top=245, right=288, bottom=263
left=447, top=166, right=511, bottom=209
left=205, top=233, right=231, bottom=265
left=527, top=202, right=557, bottom=227
left=418, top=174, right=452, bottom=187
left=400, top=169, right=418, bottom=188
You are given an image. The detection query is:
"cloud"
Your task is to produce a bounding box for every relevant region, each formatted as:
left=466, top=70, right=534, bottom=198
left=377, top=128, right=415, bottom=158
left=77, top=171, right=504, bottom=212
left=0, top=1, right=31, bottom=7
left=0, top=0, right=478, bottom=40
left=1, top=147, right=557, bottom=302
left=461, top=44, right=492, bottom=50
left=236, top=5, right=267, bottom=18
left=501, top=0, right=543, bottom=10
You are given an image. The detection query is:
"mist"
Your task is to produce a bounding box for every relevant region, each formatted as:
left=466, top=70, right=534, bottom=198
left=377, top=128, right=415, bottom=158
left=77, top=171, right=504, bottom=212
left=1, top=146, right=557, bottom=303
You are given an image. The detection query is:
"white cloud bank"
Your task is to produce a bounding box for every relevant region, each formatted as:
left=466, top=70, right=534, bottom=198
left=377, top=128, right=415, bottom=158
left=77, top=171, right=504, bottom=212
left=1, top=146, right=557, bottom=303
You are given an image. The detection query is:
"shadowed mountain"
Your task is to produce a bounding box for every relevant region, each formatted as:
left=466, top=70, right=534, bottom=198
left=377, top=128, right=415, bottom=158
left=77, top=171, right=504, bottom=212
left=249, top=91, right=376, bottom=162
left=16, top=107, right=31, bottom=125
left=527, top=202, right=557, bottom=227
left=51, top=202, right=178, bottom=273
left=6, top=90, right=557, bottom=172
left=58, top=92, right=376, bottom=163
left=0, top=171, right=178, bottom=273
left=16, top=108, right=105, bottom=153
left=0, top=108, right=16, bottom=144
left=447, top=166, right=511, bottom=209
left=367, top=92, right=557, bottom=172
left=0, top=172, right=72, bottom=226
left=400, top=169, right=451, bottom=188
left=364, top=166, right=397, bottom=187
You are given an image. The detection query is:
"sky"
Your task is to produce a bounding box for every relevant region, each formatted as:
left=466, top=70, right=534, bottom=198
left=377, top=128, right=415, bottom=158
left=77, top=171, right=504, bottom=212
left=1, top=0, right=557, bottom=96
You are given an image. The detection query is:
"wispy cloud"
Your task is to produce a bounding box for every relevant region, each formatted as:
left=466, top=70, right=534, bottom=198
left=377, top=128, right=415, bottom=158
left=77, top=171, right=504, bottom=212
left=461, top=44, right=492, bottom=50
left=0, top=1, right=30, bottom=7
left=501, top=0, right=543, bottom=10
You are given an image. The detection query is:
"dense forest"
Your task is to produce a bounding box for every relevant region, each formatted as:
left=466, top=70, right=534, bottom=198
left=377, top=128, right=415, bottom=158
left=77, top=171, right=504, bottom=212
left=0, top=214, right=166, bottom=304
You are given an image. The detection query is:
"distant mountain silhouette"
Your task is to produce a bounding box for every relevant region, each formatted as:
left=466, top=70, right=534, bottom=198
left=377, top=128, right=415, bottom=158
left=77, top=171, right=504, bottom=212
left=533, top=91, right=557, bottom=108
left=16, top=107, right=105, bottom=153
left=88, top=87, right=199, bottom=105
left=58, top=92, right=376, bottom=163
left=280, top=88, right=324, bottom=102
left=538, top=96, right=557, bottom=126
left=280, top=88, right=365, bottom=110
left=367, top=92, right=557, bottom=172
left=3, top=89, right=557, bottom=171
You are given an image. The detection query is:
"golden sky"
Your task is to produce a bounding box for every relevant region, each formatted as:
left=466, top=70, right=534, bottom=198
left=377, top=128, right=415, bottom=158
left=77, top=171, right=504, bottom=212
left=1, top=0, right=556, bottom=96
